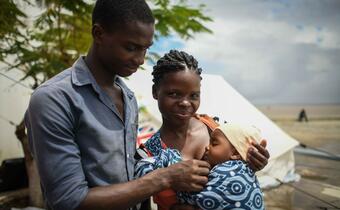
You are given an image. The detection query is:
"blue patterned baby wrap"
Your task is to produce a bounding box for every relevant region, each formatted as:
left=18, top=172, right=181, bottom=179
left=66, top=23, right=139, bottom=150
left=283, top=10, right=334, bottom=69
left=178, top=160, right=265, bottom=210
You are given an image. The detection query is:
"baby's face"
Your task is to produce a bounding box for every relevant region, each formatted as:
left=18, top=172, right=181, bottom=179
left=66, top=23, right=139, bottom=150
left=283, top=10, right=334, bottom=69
left=202, top=129, right=236, bottom=167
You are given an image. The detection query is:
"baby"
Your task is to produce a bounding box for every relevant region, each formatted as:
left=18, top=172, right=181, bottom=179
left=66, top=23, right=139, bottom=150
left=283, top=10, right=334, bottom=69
left=135, top=123, right=265, bottom=210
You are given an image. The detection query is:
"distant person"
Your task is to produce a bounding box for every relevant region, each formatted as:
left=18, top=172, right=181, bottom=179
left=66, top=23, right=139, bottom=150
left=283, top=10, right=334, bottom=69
left=298, top=109, right=308, bottom=122
left=135, top=123, right=265, bottom=210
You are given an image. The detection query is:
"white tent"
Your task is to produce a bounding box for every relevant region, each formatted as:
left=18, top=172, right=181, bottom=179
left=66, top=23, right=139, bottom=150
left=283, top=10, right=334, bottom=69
left=126, top=70, right=300, bottom=188
left=0, top=70, right=31, bottom=163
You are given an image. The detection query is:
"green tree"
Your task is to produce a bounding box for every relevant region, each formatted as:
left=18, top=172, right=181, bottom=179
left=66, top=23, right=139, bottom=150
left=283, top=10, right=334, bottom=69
left=0, top=0, right=212, bottom=207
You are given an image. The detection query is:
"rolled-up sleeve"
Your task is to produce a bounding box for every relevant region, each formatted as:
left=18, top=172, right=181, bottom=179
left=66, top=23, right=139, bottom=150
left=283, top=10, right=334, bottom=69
left=25, top=85, right=88, bottom=210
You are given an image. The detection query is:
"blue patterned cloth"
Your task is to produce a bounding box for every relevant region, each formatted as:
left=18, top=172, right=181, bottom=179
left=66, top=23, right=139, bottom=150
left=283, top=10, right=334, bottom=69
left=179, top=160, right=265, bottom=210
left=134, top=148, right=182, bottom=178
left=143, top=130, right=164, bottom=156
left=135, top=144, right=265, bottom=210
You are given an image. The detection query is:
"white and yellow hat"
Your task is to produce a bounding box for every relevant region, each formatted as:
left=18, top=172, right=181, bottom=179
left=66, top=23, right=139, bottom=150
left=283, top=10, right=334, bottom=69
left=216, top=123, right=262, bottom=161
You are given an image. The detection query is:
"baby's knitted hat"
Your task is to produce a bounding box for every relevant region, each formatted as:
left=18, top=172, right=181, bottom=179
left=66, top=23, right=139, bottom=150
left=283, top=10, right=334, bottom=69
left=216, top=123, right=262, bottom=161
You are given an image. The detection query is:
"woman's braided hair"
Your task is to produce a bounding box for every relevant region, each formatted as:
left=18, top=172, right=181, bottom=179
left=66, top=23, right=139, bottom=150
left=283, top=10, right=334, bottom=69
left=152, top=50, right=202, bottom=86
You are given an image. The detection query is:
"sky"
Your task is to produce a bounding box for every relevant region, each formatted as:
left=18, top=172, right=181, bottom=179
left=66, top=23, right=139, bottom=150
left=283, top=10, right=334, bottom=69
left=149, top=0, right=340, bottom=105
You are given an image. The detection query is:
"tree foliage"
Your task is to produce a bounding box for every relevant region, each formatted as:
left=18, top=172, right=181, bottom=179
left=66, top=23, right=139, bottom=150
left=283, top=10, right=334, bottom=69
left=0, top=0, right=28, bottom=64
left=0, top=0, right=212, bottom=89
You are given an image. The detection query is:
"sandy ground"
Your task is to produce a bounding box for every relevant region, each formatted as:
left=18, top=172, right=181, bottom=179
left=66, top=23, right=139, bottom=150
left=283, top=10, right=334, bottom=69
left=260, top=104, right=340, bottom=210
left=276, top=120, right=340, bottom=155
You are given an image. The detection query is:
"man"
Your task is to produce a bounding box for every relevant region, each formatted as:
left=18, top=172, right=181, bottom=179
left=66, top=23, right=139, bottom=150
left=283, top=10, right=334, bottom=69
left=25, top=1, right=269, bottom=210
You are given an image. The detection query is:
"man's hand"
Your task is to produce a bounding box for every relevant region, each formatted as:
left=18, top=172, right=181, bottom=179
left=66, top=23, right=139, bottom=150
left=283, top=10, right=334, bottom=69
left=247, top=139, right=270, bottom=172
left=165, top=159, right=210, bottom=192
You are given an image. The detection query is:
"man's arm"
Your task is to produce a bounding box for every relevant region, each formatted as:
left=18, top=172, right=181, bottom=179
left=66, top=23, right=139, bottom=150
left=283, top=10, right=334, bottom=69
left=78, top=159, right=210, bottom=210
left=25, top=86, right=89, bottom=210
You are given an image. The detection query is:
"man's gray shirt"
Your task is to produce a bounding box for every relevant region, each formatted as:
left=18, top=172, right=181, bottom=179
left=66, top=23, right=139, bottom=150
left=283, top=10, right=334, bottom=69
left=25, top=57, right=138, bottom=210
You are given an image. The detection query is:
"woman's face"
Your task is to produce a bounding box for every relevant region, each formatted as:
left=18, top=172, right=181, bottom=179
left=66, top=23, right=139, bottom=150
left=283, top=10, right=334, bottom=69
left=153, top=69, right=201, bottom=124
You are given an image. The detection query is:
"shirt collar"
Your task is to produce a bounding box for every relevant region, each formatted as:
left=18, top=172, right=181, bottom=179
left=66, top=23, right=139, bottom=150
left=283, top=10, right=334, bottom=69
left=115, top=77, right=135, bottom=99
left=71, top=56, right=135, bottom=99
left=71, top=56, right=94, bottom=86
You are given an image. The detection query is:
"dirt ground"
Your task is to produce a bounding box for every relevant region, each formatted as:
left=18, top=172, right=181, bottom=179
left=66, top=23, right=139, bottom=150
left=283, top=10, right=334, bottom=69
left=275, top=120, right=340, bottom=154
left=263, top=115, right=340, bottom=209
left=264, top=153, right=340, bottom=209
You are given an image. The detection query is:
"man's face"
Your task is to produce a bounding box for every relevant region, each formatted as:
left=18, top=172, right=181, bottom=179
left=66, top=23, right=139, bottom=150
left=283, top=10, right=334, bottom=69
left=95, top=21, right=154, bottom=77
left=203, top=129, right=235, bottom=167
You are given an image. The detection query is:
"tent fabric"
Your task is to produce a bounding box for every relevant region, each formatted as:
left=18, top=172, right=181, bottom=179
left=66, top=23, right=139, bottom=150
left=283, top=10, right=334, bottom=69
left=125, top=70, right=300, bottom=188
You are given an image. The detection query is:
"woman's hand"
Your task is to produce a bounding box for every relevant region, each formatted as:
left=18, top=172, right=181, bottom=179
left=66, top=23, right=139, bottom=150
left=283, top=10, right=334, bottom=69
left=247, top=139, right=270, bottom=172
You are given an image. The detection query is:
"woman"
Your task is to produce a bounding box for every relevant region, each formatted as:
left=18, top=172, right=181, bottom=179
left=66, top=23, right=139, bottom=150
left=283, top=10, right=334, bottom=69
left=140, top=50, right=269, bottom=210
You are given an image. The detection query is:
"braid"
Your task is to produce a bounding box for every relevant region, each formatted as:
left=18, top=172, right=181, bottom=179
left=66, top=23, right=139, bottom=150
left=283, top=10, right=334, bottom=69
left=152, top=50, right=202, bottom=86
